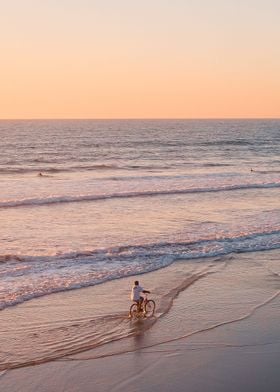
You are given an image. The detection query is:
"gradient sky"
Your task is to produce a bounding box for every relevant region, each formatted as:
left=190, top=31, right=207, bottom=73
left=1, top=0, right=280, bottom=119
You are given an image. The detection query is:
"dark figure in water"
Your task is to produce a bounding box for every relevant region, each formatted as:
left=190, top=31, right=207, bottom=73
left=38, top=172, right=52, bottom=177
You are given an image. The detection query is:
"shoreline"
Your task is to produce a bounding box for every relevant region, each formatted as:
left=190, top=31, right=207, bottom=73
left=1, top=249, right=279, bottom=391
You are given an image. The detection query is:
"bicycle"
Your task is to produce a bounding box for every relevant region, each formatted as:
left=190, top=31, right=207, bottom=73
left=129, top=293, right=156, bottom=319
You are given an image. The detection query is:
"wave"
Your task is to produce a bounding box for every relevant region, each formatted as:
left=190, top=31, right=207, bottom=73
left=198, top=139, right=254, bottom=147
left=252, top=169, right=280, bottom=174
left=202, top=163, right=232, bottom=167
left=0, top=229, right=279, bottom=311
left=0, top=163, right=173, bottom=175
left=1, top=228, right=280, bottom=266
left=1, top=181, right=279, bottom=209
left=0, top=255, right=24, bottom=263
left=0, top=167, right=63, bottom=174
left=0, top=164, right=121, bottom=174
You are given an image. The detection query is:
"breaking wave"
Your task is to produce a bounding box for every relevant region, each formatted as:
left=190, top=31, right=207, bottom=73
left=1, top=229, right=279, bottom=310
left=1, top=182, right=279, bottom=209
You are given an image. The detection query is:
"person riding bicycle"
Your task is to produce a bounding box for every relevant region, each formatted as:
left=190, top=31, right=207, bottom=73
left=130, top=280, right=150, bottom=312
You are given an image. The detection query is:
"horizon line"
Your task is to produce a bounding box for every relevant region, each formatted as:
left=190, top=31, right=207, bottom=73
left=0, top=117, right=280, bottom=121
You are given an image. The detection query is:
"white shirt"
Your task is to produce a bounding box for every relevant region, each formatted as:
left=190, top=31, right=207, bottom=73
left=131, top=285, right=144, bottom=301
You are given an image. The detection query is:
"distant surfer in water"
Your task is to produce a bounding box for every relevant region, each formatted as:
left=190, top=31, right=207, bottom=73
left=38, top=172, right=52, bottom=177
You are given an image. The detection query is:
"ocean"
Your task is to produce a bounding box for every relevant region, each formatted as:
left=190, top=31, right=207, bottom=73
left=1, top=119, right=280, bottom=371
left=1, top=119, right=279, bottom=309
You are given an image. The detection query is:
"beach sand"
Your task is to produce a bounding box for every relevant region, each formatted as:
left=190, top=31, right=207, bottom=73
left=1, top=250, right=280, bottom=392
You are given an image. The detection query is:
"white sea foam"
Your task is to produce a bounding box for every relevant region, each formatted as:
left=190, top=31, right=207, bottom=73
left=1, top=230, right=279, bottom=310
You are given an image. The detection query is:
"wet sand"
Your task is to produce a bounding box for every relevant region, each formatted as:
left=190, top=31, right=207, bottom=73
left=1, top=250, right=280, bottom=391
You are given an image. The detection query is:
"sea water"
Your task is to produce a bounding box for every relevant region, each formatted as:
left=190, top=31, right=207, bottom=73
left=0, top=119, right=280, bottom=370
left=0, top=119, right=279, bottom=309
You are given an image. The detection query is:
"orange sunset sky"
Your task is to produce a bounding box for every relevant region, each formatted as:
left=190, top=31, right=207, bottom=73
left=1, top=0, right=280, bottom=119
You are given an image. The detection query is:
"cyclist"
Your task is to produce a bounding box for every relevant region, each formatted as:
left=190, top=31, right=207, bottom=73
left=130, top=280, right=150, bottom=312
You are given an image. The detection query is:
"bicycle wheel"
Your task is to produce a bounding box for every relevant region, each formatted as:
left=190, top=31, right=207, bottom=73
left=144, top=300, right=155, bottom=317
left=129, top=303, right=139, bottom=319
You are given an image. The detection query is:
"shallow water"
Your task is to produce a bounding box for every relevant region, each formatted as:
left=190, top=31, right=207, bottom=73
left=1, top=250, right=279, bottom=370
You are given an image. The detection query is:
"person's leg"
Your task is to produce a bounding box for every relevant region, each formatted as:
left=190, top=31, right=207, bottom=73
left=138, top=296, right=144, bottom=312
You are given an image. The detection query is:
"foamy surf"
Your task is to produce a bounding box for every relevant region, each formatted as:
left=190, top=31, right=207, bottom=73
left=0, top=229, right=279, bottom=310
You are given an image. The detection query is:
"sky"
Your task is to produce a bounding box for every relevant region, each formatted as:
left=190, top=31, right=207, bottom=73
left=0, top=0, right=280, bottom=119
